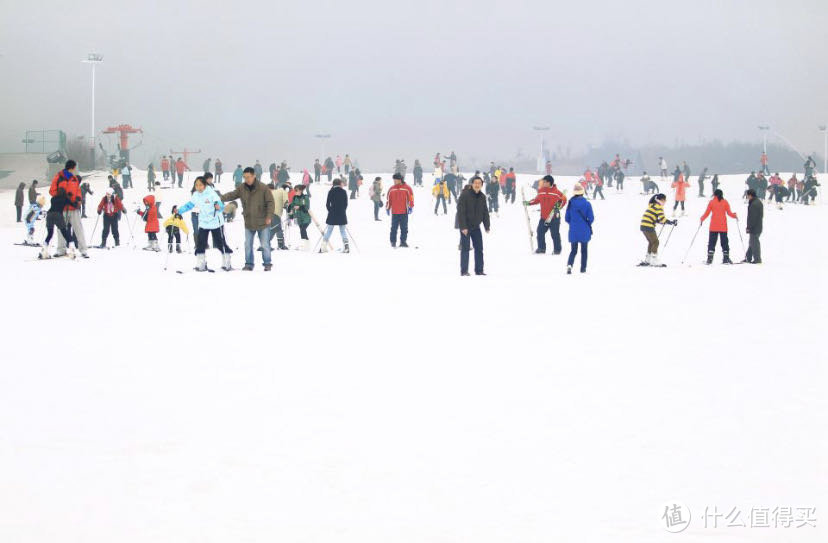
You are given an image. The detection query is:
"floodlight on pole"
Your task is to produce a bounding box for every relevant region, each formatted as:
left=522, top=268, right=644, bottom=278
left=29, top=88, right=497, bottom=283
left=315, top=133, right=331, bottom=159
left=82, top=53, right=104, bottom=166
left=533, top=126, right=550, bottom=173
left=758, top=125, right=770, bottom=154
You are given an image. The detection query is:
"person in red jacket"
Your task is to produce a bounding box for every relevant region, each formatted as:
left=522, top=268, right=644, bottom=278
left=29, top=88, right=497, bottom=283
left=174, top=158, right=189, bottom=188
left=700, top=189, right=738, bottom=264
left=525, top=175, right=567, bottom=254
left=138, top=194, right=161, bottom=251
left=161, top=155, right=171, bottom=182
left=49, top=159, right=89, bottom=257
left=671, top=173, right=690, bottom=216
left=96, top=188, right=125, bottom=247
left=386, top=173, right=413, bottom=247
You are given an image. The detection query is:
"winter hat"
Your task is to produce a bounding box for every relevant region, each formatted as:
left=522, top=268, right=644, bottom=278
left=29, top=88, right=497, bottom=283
left=573, top=185, right=585, bottom=195
left=105, top=188, right=114, bottom=196
left=36, top=195, right=45, bottom=206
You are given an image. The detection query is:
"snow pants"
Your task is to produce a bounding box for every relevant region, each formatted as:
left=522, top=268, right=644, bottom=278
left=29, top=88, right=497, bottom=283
left=435, top=195, right=447, bottom=215
left=102, top=214, right=120, bottom=245
left=390, top=213, right=408, bottom=245
left=642, top=228, right=659, bottom=254
left=195, top=227, right=232, bottom=255
left=45, top=211, right=74, bottom=247
left=707, top=231, right=729, bottom=258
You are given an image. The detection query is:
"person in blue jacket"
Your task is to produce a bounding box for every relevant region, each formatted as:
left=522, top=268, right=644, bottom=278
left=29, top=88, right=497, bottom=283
left=177, top=176, right=233, bottom=271
left=564, top=184, right=594, bottom=274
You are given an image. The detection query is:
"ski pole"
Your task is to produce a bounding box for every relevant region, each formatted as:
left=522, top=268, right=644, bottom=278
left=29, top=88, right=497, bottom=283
left=735, top=218, right=746, bottom=254
left=657, top=223, right=666, bottom=240
left=89, top=213, right=101, bottom=243
left=345, top=226, right=360, bottom=253
left=681, top=223, right=703, bottom=264
left=663, top=223, right=676, bottom=250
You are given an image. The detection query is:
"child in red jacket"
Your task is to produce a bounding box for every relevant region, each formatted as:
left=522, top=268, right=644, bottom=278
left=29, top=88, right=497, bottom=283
left=138, top=194, right=161, bottom=251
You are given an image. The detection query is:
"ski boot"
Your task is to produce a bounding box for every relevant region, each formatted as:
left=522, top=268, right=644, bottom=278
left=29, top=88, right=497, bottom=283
left=722, top=252, right=733, bottom=265
left=567, top=265, right=572, bottom=275
left=153, top=240, right=161, bottom=252
left=38, top=247, right=51, bottom=260
left=706, top=251, right=714, bottom=265
left=343, top=243, right=350, bottom=254
left=221, top=253, right=233, bottom=271
left=194, top=254, right=208, bottom=272
left=66, top=248, right=76, bottom=260
left=176, top=243, right=182, bottom=254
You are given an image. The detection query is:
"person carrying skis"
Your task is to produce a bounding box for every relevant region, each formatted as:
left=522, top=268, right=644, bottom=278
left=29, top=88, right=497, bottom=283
left=742, top=189, right=763, bottom=264
left=456, top=175, right=490, bottom=276
left=177, top=176, right=232, bottom=272
left=485, top=174, right=500, bottom=214
left=96, top=188, right=125, bottom=248
left=525, top=175, right=567, bottom=254
left=386, top=173, right=413, bottom=248
left=434, top=177, right=450, bottom=215
left=220, top=167, right=275, bottom=271
left=163, top=205, right=189, bottom=253
left=700, top=189, right=737, bottom=264
left=639, top=194, right=677, bottom=266
left=671, top=173, right=690, bottom=216
left=287, top=184, right=312, bottom=250
left=320, top=179, right=349, bottom=253
left=564, top=184, right=594, bottom=274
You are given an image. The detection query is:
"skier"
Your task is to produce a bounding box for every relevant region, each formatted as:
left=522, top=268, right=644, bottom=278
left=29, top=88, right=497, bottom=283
left=96, top=188, right=124, bottom=248
left=525, top=175, right=567, bottom=255
left=700, top=189, right=737, bottom=264
left=137, top=195, right=161, bottom=252
left=122, top=163, right=133, bottom=189
left=386, top=173, right=413, bottom=248
left=203, top=158, right=211, bottom=174
left=220, top=167, right=276, bottom=271
left=161, top=155, right=171, bottom=182
left=146, top=163, right=156, bottom=192
left=177, top=176, right=232, bottom=272
left=456, top=175, right=490, bottom=276
left=38, top=186, right=79, bottom=260
left=269, top=182, right=290, bottom=250
left=369, top=177, right=384, bottom=221
left=214, top=159, right=223, bottom=184
left=413, top=159, right=423, bottom=187
left=233, top=164, right=243, bottom=187
left=742, top=189, right=763, bottom=263
left=49, top=160, right=89, bottom=258
left=15, top=182, right=25, bottom=222
left=671, top=172, right=690, bottom=216
left=485, top=174, right=500, bottom=214
left=287, top=184, right=311, bottom=250
left=175, top=158, right=188, bottom=187
left=639, top=194, right=677, bottom=266
left=163, top=205, right=189, bottom=253
left=564, top=184, right=594, bottom=274
left=320, top=179, right=349, bottom=253
left=22, top=196, right=45, bottom=245
left=434, top=177, right=450, bottom=215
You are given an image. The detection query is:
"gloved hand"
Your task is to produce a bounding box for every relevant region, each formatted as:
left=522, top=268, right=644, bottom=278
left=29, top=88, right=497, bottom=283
left=408, top=208, right=413, bottom=215
left=386, top=208, right=390, bottom=216
left=98, top=210, right=102, bottom=215
left=523, top=201, right=529, bottom=206
left=670, top=220, right=678, bottom=226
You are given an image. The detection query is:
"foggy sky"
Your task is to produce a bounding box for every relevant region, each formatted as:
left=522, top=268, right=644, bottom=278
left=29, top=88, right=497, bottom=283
left=1, top=0, right=826, bottom=169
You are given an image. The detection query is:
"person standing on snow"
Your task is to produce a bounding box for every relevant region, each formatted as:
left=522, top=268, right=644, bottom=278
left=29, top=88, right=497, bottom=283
left=137, top=195, right=161, bottom=252
left=659, top=157, right=668, bottom=179
left=15, top=182, right=25, bottom=222
left=697, top=167, right=708, bottom=198
left=253, top=160, right=263, bottom=182
left=639, top=194, right=677, bottom=266
left=564, top=184, right=594, bottom=274
left=161, top=155, right=171, bottom=183
left=177, top=176, right=233, bottom=272
left=287, top=184, right=312, bottom=250
left=614, top=168, right=625, bottom=191
left=503, top=168, right=517, bottom=203
left=711, top=174, right=720, bottom=194
left=485, top=174, right=500, bottom=214
left=314, top=159, right=322, bottom=184
left=348, top=169, right=359, bottom=199
left=433, top=176, right=450, bottom=215
left=386, top=173, right=413, bottom=248
left=202, top=158, right=212, bottom=174
left=96, top=188, right=124, bottom=248
left=335, top=155, right=343, bottom=174
left=49, top=160, right=89, bottom=258
left=456, top=175, right=490, bottom=276
left=320, top=179, right=349, bottom=253
left=163, top=206, right=189, bottom=253
left=671, top=172, right=690, bottom=216
left=324, top=157, right=335, bottom=182
left=343, top=154, right=352, bottom=174
left=28, top=180, right=39, bottom=205
left=214, top=159, right=223, bottom=183
left=525, top=175, right=567, bottom=254
left=38, top=187, right=78, bottom=260
left=220, top=167, right=276, bottom=271
left=700, top=188, right=738, bottom=264
left=413, top=159, right=424, bottom=187
left=742, top=189, right=763, bottom=264
left=232, top=164, right=243, bottom=187
left=269, top=182, right=290, bottom=250
left=369, top=177, right=384, bottom=221
left=175, top=158, right=189, bottom=187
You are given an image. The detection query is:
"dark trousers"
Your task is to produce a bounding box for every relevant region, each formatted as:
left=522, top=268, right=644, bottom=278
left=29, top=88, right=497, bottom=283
left=745, top=233, right=761, bottom=262
left=537, top=217, right=561, bottom=253
left=166, top=226, right=181, bottom=249
left=177, top=172, right=183, bottom=187
left=45, top=212, right=73, bottom=246
left=593, top=186, right=605, bottom=200
left=373, top=200, right=382, bottom=220
left=314, top=171, right=321, bottom=183
left=16, top=205, right=22, bottom=222
left=195, top=227, right=232, bottom=255
left=567, top=242, right=588, bottom=272
left=101, top=215, right=120, bottom=245
left=506, top=185, right=515, bottom=203
left=268, top=215, right=284, bottom=246
left=122, top=175, right=132, bottom=189
left=698, top=180, right=705, bottom=197
left=163, top=170, right=170, bottom=180
left=390, top=213, right=408, bottom=244
left=448, top=184, right=457, bottom=202
left=488, top=194, right=499, bottom=213
left=299, top=223, right=309, bottom=240
left=673, top=200, right=685, bottom=211
left=707, top=231, right=730, bottom=257
left=460, top=227, right=484, bottom=274
left=435, top=195, right=447, bottom=214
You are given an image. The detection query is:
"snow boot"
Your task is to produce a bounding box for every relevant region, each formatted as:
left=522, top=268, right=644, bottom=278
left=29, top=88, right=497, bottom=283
left=221, top=253, right=233, bottom=271
left=723, top=252, right=733, bottom=265
left=195, top=254, right=207, bottom=272
left=115, top=239, right=120, bottom=247
left=153, top=240, right=161, bottom=252
left=400, top=242, right=409, bottom=248
left=176, top=243, right=182, bottom=254
left=278, top=242, right=288, bottom=250
left=25, top=233, right=35, bottom=245
left=39, top=247, right=51, bottom=260
left=706, top=251, right=714, bottom=265
left=343, top=243, right=350, bottom=253
left=567, top=265, right=572, bottom=275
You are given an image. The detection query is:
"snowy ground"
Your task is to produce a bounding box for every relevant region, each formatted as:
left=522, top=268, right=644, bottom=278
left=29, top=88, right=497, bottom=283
left=0, top=169, right=825, bottom=542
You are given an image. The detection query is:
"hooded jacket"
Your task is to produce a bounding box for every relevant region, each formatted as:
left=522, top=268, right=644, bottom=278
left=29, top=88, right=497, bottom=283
left=139, top=195, right=160, bottom=233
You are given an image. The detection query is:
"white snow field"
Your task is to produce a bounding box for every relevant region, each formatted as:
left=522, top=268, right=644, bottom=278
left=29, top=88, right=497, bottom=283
left=0, top=169, right=825, bottom=542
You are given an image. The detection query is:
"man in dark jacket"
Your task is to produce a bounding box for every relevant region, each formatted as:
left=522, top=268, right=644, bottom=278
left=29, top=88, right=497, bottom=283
left=320, top=179, right=349, bottom=253
left=28, top=180, right=39, bottom=204
left=456, top=175, right=491, bottom=276
left=743, top=189, right=763, bottom=264
left=109, top=176, right=124, bottom=201
left=15, top=182, right=26, bottom=222
left=221, top=167, right=276, bottom=271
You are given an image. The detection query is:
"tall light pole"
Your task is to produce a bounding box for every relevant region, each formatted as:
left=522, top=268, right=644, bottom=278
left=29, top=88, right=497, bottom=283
left=820, top=126, right=827, bottom=174
left=82, top=53, right=103, bottom=167
left=533, top=126, right=550, bottom=173
left=314, top=133, right=331, bottom=161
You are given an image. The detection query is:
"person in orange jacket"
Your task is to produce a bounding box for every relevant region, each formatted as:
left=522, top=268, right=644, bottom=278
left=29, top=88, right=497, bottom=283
left=386, top=173, right=414, bottom=247
left=525, top=175, right=567, bottom=254
left=138, top=194, right=161, bottom=251
left=700, top=189, right=738, bottom=264
left=174, top=158, right=189, bottom=188
left=671, top=173, right=690, bottom=216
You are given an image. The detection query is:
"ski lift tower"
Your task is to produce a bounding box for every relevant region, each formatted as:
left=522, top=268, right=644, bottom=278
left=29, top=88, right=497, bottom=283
left=533, top=126, right=550, bottom=173
left=103, top=124, right=143, bottom=165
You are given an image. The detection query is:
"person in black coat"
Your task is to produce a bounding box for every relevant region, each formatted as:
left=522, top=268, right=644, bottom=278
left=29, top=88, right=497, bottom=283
left=743, top=189, right=763, bottom=264
left=456, top=175, right=491, bottom=276
left=320, top=179, right=349, bottom=253
left=15, top=182, right=26, bottom=222
left=28, top=180, right=39, bottom=204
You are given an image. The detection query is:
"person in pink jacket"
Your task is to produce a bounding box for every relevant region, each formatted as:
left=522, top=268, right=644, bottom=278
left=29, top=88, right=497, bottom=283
left=671, top=173, right=690, bottom=216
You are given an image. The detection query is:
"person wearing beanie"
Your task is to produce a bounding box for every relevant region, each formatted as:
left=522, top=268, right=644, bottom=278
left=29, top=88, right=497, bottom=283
left=639, top=194, right=677, bottom=266
left=742, top=189, right=763, bottom=264
left=525, top=175, right=567, bottom=254
left=700, top=188, right=737, bottom=264
left=564, top=184, right=594, bottom=274
left=96, top=187, right=125, bottom=248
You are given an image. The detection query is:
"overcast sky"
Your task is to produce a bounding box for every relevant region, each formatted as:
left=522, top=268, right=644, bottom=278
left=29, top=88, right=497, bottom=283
left=1, top=0, right=826, bottom=168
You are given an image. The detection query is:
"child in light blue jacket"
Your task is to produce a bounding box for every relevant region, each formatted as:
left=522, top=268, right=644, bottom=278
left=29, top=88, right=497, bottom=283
left=177, top=177, right=233, bottom=271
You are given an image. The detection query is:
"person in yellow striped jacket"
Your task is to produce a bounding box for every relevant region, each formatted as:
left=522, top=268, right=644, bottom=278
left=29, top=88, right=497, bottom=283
left=640, top=194, right=677, bottom=266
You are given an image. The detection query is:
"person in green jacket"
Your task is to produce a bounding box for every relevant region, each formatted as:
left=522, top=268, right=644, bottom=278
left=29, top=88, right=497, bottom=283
left=233, top=165, right=243, bottom=187
left=287, top=184, right=312, bottom=251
